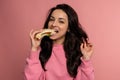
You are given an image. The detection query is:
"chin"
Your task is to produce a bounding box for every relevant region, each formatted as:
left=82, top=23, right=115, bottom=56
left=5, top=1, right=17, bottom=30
left=49, top=36, right=57, bottom=40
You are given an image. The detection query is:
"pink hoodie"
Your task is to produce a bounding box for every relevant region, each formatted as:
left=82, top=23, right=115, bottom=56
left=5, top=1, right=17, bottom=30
left=24, top=44, right=94, bottom=80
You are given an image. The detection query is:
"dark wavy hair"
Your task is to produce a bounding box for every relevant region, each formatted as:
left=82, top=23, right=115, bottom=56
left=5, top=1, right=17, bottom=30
left=39, top=4, right=88, bottom=78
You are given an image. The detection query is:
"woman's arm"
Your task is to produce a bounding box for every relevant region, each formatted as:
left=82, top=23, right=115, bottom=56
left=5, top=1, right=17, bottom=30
left=74, top=58, right=94, bottom=80
left=74, top=39, right=94, bottom=80
left=24, top=29, right=46, bottom=80
left=24, top=50, right=45, bottom=80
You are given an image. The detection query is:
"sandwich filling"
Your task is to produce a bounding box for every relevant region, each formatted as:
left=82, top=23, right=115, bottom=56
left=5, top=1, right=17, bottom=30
left=35, top=29, right=56, bottom=40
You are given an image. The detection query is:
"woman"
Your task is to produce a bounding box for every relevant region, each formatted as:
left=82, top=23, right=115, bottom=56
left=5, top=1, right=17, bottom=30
left=24, top=3, right=94, bottom=80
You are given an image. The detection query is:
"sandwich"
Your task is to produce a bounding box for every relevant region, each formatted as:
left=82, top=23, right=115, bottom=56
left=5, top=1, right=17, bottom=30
left=35, top=29, right=56, bottom=40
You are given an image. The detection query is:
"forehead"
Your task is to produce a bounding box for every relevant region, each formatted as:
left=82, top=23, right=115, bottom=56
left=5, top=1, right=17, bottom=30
left=51, top=9, right=68, bottom=19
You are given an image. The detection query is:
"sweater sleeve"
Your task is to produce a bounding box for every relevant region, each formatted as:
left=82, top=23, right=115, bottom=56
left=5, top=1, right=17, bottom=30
left=24, top=49, right=45, bottom=80
left=74, top=58, right=94, bottom=80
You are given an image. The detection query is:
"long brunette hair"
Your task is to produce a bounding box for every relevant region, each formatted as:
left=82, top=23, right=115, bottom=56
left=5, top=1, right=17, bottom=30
left=39, top=4, right=88, bottom=78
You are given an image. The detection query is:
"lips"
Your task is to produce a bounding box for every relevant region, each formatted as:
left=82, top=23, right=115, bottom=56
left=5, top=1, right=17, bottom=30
left=53, top=27, right=59, bottom=33
left=54, top=29, right=59, bottom=33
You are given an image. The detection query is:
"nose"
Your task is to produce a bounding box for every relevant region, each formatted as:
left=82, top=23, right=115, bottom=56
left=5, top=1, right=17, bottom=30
left=52, top=20, right=58, bottom=27
left=49, top=19, right=58, bottom=29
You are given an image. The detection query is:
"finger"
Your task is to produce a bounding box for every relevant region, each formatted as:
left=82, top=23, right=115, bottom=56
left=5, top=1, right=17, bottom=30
left=30, top=29, right=34, bottom=37
left=31, top=29, right=43, bottom=38
left=87, top=43, right=93, bottom=47
left=29, top=30, right=41, bottom=41
left=83, top=40, right=87, bottom=48
left=32, top=30, right=42, bottom=36
left=82, top=37, right=86, bottom=43
left=80, top=43, right=84, bottom=50
left=82, top=37, right=88, bottom=44
left=85, top=38, right=92, bottom=47
left=86, top=42, right=93, bottom=48
left=86, top=38, right=89, bottom=43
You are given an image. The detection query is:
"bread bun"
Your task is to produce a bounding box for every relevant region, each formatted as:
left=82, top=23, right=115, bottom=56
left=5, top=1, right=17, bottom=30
left=35, top=29, right=55, bottom=39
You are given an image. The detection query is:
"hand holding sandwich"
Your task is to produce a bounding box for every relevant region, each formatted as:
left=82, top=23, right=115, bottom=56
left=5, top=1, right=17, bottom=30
left=30, top=29, right=56, bottom=51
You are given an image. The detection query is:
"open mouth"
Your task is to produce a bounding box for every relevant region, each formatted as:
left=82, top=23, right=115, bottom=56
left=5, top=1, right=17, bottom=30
left=54, top=30, right=59, bottom=33
left=53, top=28, right=59, bottom=33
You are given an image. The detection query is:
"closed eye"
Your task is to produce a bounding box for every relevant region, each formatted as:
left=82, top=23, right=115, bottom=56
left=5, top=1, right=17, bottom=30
left=59, top=20, right=64, bottom=23
left=49, top=16, right=55, bottom=21
left=49, top=18, right=54, bottom=21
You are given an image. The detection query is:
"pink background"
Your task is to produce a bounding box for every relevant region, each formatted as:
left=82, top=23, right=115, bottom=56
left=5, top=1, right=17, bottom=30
left=0, top=0, right=120, bottom=80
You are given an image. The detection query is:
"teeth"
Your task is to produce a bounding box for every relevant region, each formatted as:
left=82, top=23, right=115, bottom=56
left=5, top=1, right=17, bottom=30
left=51, top=28, right=59, bottom=33
left=54, top=29, right=59, bottom=33
left=55, top=30, right=58, bottom=33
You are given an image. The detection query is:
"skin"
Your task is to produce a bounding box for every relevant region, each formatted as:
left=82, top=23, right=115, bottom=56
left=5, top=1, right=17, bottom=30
left=48, top=9, right=69, bottom=44
left=30, top=9, right=93, bottom=60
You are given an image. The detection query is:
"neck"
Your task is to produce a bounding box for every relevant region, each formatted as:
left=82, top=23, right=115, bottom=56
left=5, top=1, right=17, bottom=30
left=53, top=37, right=65, bottom=45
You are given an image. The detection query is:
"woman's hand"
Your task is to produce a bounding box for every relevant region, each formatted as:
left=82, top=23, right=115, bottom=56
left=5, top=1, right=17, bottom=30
left=80, top=39, right=94, bottom=60
left=30, top=29, right=43, bottom=51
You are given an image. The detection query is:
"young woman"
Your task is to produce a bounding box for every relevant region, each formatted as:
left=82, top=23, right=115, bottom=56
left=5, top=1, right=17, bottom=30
left=24, top=4, right=94, bottom=80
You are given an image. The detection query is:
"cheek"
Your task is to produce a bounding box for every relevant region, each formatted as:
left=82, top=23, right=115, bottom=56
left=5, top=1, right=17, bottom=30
left=60, top=26, right=68, bottom=33
left=62, top=25, right=68, bottom=31
left=48, top=22, right=51, bottom=28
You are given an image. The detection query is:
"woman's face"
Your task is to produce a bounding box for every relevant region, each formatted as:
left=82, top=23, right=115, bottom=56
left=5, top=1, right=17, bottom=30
left=48, top=9, right=68, bottom=44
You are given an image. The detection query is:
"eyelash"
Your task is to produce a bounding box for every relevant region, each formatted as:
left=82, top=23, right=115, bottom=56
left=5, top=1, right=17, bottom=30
left=49, top=18, right=64, bottom=24
left=59, top=21, right=64, bottom=23
left=49, top=18, right=54, bottom=21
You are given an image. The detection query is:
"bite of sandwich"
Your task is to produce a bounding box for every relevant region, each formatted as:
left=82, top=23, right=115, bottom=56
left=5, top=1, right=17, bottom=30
left=35, top=29, right=56, bottom=40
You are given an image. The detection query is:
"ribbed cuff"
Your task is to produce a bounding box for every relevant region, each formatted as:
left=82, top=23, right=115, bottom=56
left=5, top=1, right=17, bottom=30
left=29, top=49, right=40, bottom=61
left=80, top=57, right=93, bottom=68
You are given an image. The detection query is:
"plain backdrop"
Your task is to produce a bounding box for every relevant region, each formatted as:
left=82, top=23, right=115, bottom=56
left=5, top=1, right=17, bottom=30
left=0, top=0, right=120, bottom=80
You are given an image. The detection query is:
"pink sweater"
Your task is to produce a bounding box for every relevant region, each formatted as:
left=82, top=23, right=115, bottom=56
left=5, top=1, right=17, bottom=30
left=24, top=44, right=94, bottom=80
